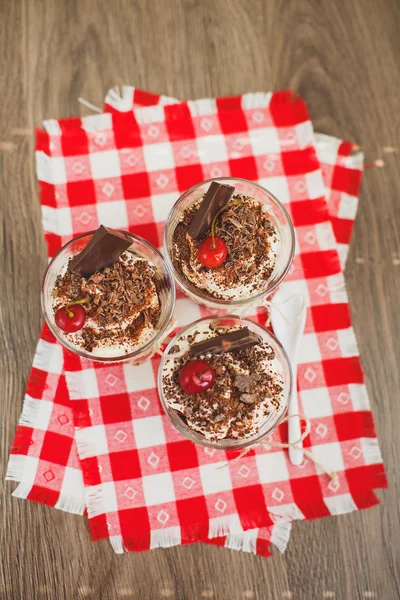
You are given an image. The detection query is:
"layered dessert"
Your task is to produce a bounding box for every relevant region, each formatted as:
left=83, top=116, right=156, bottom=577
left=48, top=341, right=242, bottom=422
left=172, top=182, right=279, bottom=300
left=51, top=226, right=162, bottom=357
left=161, top=324, right=285, bottom=441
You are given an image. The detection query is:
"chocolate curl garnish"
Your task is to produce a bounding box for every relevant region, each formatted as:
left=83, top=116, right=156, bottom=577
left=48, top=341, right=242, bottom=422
left=189, top=327, right=262, bottom=357
left=209, top=196, right=242, bottom=248
left=187, top=182, right=235, bottom=241
left=68, top=225, right=132, bottom=279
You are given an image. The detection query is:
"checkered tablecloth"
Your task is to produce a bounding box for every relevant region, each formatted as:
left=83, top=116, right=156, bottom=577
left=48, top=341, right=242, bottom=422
left=7, top=87, right=387, bottom=556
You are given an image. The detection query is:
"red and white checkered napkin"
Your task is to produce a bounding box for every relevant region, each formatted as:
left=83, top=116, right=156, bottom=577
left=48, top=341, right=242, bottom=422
left=7, top=87, right=387, bottom=557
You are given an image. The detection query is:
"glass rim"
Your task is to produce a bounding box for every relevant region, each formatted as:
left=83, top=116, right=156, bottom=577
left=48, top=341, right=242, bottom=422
left=157, top=314, right=293, bottom=449
left=41, top=229, right=176, bottom=363
left=163, top=176, right=296, bottom=307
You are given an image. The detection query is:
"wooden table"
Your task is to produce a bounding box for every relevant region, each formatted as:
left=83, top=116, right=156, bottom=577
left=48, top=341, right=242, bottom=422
left=1, top=1, right=399, bottom=598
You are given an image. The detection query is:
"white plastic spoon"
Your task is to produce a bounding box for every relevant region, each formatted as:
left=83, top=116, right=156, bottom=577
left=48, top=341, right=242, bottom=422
left=270, top=288, right=307, bottom=465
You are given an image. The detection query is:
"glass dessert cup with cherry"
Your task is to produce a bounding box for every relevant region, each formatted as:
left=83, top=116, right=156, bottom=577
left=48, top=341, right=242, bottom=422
left=158, top=315, right=292, bottom=450
left=164, top=177, right=295, bottom=315
left=42, top=227, right=175, bottom=364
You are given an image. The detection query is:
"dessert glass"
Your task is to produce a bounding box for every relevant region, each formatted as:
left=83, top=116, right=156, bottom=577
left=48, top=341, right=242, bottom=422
left=158, top=315, right=292, bottom=450
left=42, top=231, right=176, bottom=364
left=164, top=177, right=295, bottom=315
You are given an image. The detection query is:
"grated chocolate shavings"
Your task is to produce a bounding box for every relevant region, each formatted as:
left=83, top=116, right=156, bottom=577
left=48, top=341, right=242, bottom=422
left=163, top=327, right=284, bottom=441
left=52, top=252, right=161, bottom=353
left=172, top=194, right=278, bottom=300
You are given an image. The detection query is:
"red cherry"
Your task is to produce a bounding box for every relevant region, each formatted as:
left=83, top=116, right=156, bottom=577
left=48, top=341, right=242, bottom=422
left=178, top=360, right=216, bottom=394
left=198, top=236, right=228, bottom=268
left=55, top=304, right=86, bottom=333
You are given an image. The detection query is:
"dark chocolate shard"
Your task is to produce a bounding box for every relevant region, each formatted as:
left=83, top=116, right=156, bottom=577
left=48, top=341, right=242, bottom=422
left=190, top=327, right=262, bottom=357
left=68, top=225, right=132, bottom=279
left=187, top=181, right=235, bottom=240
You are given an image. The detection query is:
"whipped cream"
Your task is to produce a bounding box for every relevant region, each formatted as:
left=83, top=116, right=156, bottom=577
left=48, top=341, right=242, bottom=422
left=162, top=323, right=285, bottom=441
left=182, top=232, right=279, bottom=300
left=52, top=252, right=160, bottom=358
left=172, top=195, right=279, bottom=301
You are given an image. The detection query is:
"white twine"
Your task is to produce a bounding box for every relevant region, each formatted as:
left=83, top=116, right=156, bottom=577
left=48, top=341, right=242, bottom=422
left=350, top=144, right=386, bottom=167
left=78, top=97, right=103, bottom=114
left=364, top=158, right=385, bottom=168
left=383, top=146, right=398, bottom=153
left=219, top=414, right=338, bottom=482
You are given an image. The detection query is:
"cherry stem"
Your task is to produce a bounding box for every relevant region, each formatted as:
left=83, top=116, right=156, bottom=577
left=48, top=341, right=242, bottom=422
left=65, top=297, right=90, bottom=318
left=209, top=198, right=242, bottom=249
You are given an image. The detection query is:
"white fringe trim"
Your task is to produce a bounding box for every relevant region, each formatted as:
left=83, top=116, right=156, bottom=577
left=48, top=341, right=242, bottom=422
left=315, top=133, right=364, bottom=168
left=270, top=520, right=292, bottom=553
left=43, top=114, right=113, bottom=135
left=242, top=92, right=273, bottom=110
left=327, top=273, right=349, bottom=303
left=135, top=105, right=166, bottom=124
left=348, top=383, right=371, bottom=410
left=104, top=87, right=274, bottom=116
left=109, top=535, right=125, bottom=554
left=314, top=131, right=363, bottom=267
left=105, top=86, right=178, bottom=112
left=103, top=88, right=276, bottom=126
left=268, top=503, right=305, bottom=521
left=159, top=95, right=182, bottom=106
left=338, top=327, right=360, bottom=357
left=11, top=483, right=34, bottom=500
left=9, top=482, right=86, bottom=515
left=225, top=529, right=258, bottom=553
left=224, top=522, right=292, bottom=555
left=110, top=526, right=291, bottom=555
left=42, top=119, right=62, bottom=135
left=345, top=148, right=364, bottom=169
left=80, top=113, right=112, bottom=133
left=337, top=244, right=348, bottom=270
left=150, top=527, right=182, bottom=549
left=361, top=437, right=384, bottom=466
left=324, top=493, right=358, bottom=515
left=18, top=395, right=40, bottom=427
left=36, top=151, right=54, bottom=184
left=136, top=93, right=275, bottom=122
left=74, top=427, right=105, bottom=460
left=105, top=86, right=134, bottom=111
left=6, top=455, right=26, bottom=482
left=208, top=515, right=242, bottom=538
left=38, top=89, right=289, bottom=153
left=315, top=133, right=342, bottom=153
left=84, top=485, right=106, bottom=518
left=54, top=494, right=86, bottom=515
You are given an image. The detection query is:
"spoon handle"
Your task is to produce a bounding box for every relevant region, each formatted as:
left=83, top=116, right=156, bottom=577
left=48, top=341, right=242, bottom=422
left=288, top=384, right=304, bottom=465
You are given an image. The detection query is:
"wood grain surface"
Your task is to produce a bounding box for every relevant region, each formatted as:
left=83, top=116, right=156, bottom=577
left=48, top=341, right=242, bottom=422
left=1, top=1, right=399, bottom=598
